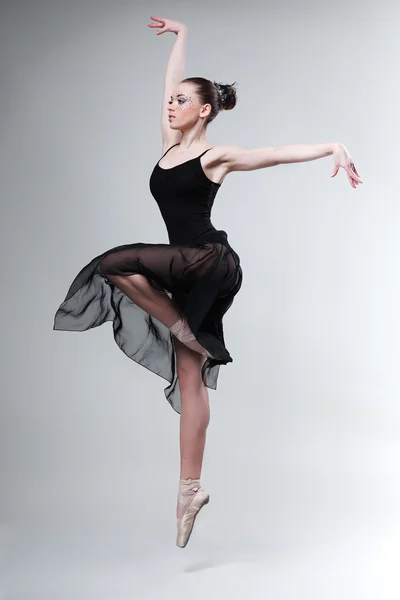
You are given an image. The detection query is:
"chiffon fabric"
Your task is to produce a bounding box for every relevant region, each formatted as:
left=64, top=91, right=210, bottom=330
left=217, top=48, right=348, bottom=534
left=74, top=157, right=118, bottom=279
left=53, top=144, right=243, bottom=413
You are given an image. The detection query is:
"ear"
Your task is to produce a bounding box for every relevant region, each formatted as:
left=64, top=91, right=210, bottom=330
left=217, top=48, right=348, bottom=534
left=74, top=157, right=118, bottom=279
left=199, top=103, right=212, bottom=118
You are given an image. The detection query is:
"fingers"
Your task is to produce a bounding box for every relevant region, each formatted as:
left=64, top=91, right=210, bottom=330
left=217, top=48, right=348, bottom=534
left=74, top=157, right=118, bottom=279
left=348, top=158, right=363, bottom=182
left=347, top=167, right=363, bottom=188
left=347, top=170, right=356, bottom=188
left=349, top=171, right=362, bottom=183
left=148, top=15, right=165, bottom=28
left=149, top=15, right=165, bottom=23
left=349, top=164, right=363, bottom=184
left=331, top=162, right=364, bottom=188
left=148, top=16, right=167, bottom=35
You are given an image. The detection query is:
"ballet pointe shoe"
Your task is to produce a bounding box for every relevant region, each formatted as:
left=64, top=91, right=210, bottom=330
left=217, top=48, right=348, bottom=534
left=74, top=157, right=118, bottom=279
left=176, top=485, right=210, bottom=548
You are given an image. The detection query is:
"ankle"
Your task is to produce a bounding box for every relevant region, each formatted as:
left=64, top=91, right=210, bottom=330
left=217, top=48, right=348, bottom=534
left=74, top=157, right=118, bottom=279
left=169, top=318, right=213, bottom=359
left=180, top=475, right=201, bottom=483
left=169, top=316, right=195, bottom=343
left=179, top=477, right=201, bottom=492
left=177, top=478, right=202, bottom=519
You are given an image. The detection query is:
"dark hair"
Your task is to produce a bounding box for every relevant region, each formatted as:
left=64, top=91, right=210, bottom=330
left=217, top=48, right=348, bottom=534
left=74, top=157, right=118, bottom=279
left=180, top=77, right=237, bottom=125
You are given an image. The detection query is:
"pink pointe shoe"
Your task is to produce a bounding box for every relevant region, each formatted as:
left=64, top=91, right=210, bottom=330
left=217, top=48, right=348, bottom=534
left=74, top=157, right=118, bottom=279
left=176, top=484, right=210, bottom=548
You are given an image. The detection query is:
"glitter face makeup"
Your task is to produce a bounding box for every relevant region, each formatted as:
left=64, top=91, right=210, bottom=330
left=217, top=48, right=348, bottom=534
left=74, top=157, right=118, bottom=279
left=169, top=93, right=195, bottom=110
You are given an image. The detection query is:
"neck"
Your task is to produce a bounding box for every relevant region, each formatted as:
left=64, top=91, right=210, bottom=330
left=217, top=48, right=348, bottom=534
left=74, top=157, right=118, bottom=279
left=177, top=129, right=208, bottom=152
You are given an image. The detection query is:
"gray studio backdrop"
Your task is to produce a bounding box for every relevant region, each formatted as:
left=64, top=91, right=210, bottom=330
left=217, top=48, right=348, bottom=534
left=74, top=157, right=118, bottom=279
left=1, top=1, right=399, bottom=599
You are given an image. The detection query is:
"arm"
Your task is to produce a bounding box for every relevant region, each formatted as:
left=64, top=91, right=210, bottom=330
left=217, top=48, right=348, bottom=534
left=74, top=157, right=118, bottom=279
left=221, top=142, right=339, bottom=170
left=148, top=16, right=187, bottom=150
left=218, top=142, right=362, bottom=188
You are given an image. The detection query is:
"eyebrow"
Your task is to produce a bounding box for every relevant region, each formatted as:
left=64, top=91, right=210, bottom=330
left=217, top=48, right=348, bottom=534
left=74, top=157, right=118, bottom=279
left=170, top=93, right=186, bottom=99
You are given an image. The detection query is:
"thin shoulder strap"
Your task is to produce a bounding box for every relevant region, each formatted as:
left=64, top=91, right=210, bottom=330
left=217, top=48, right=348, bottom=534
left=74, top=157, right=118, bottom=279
left=160, top=143, right=180, bottom=159
left=198, top=147, right=213, bottom=158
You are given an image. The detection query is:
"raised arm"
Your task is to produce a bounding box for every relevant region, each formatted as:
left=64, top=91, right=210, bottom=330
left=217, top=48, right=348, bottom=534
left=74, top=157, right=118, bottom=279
left=148, top=16, right=187, bottom=151
left=217, top=142, right=363, bottom=188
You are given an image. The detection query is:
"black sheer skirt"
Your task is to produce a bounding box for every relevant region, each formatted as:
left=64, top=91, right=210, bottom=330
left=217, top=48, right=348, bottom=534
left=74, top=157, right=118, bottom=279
left=53, top=231, right=243, bottom=414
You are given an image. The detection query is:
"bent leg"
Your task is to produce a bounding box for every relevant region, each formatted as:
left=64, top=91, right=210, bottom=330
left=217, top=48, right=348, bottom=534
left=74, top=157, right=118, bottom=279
left=106, top=273, right=181, bottom=328
left=106, top=273, right=213, bottom=358
left=98, top=242, right=237, bottom=298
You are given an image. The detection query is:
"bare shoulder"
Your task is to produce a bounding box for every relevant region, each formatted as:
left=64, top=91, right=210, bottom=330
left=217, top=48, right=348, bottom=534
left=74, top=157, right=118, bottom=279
left=202, top=145, right=233, bottom=166
left=202, top=145, right=245, bottom=171
left=203, top=144, right=280, bottom=173
left=201, top=145, right=242, bottom=183
left=200, top=145, right=234, bottom=185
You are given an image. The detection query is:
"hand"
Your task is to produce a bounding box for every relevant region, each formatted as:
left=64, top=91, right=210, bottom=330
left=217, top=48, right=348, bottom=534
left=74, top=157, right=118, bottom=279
left=331, top=143, right=363, bottom=188
left=147, top=16, right=186, bottom=35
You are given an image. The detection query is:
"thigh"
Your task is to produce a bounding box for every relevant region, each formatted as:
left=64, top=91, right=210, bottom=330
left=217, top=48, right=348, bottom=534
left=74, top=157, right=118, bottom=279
left=105, top=272, right=164, bottom=291
left=99, top=243, right=237, bottom=295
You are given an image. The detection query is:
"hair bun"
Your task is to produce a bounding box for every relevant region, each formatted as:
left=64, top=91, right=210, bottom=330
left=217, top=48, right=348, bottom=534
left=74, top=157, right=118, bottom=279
left=214, top=81, right=237, bottom=111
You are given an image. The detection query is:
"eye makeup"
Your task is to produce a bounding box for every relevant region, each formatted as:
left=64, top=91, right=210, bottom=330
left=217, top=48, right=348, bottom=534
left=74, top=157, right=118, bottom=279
left=168, top=93, right=195, bottom=110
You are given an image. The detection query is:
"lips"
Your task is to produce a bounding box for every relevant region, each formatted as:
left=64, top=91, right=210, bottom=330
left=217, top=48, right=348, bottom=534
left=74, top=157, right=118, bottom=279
left=169, top=115, right=175, bottom=119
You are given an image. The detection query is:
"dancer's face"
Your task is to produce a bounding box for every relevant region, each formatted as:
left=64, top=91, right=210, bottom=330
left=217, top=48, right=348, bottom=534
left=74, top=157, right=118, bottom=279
left=168, top=83, right=210, bottom=131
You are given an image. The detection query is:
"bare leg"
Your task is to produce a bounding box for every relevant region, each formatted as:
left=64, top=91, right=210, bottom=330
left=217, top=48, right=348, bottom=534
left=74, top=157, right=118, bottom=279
left=180, top=384, right=209, bottom=481
left=105, top=273, right=209, bottom=356
left=107, top=273, right=211, bottom=480
left=178, top=353, right=210, bottom=481
left=107, top=273, right=211, bottom=545
left=173, top=338, right=210, bottom=519
left=176, top=365, right=211, bottom=548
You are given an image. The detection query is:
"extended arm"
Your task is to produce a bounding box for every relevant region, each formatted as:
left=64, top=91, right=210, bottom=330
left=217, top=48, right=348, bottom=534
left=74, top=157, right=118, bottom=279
left=148, top=16, right=186, bottom=150
left=222, top=143, right=338, bottom=169
left=219, top=142, right=362, bottom=188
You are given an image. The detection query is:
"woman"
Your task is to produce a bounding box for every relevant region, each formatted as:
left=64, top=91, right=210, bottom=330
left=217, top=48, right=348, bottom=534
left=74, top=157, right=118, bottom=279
left=53, top=15, right=362, bottom=548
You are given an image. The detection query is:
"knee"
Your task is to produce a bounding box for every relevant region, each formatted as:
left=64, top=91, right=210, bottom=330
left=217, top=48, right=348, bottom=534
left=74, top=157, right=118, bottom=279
left=104, top=273, right=123, bottom=283
left=128, top=274, right=148, bottom=289
left=105, top=273, right=146, bottom=290
left=178, top=367, right=204, bottom=390
left=128, top=274, right=169, bottom=296
left=176, top=350, right=206, bottom=389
